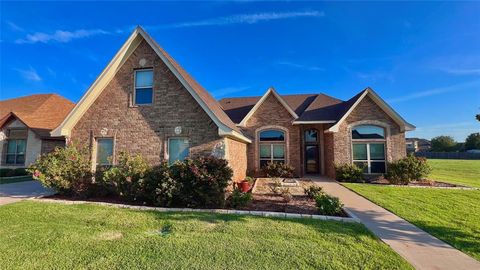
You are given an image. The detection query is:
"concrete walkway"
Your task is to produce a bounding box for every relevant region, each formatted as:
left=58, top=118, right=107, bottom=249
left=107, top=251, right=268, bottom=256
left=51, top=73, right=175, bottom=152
left=0, top=180, right=53, bottom=205
left=312, top=176, right=480, bottom=270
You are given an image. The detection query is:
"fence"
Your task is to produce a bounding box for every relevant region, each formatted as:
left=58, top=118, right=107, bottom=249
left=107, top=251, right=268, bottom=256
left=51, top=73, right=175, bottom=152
left=415, top=152, right=480, bottom=160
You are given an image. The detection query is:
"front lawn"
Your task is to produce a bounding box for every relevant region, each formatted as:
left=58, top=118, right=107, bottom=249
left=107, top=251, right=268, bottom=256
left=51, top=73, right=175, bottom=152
left=428, top=159, right=480, bottom=188
left=0, top=201, right=412, bottom=270
left=344, top=183, right=480, bottom=261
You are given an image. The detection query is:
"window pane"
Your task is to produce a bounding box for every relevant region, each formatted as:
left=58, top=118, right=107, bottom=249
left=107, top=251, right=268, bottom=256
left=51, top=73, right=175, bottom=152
left=8, top=129, right=27, bottom=138
left=260, top=145, right=271, bottom=158
left=260, top=159, right=269, bottom=168
left=16, top=140, right=26, bottom=154
left=169, top=138, right=189, bottom=164
left=97, top=138, right=113, bottom=165
left=273, top=145, right=285, bottom=158
left=371, top=162, right=386, bottom=173
left=259, top=130, right=285, bottom=141
left=6, top=154, right=15, bottom=164
left=16, top=154, right=25, bottom=164
left=370, top=143, right=385, bottom=160
left=352, top=125, right=385, bottom=139
left=7, top=140, right=16, bottom=154
left=353, top=144, right=367, bottom=160
left=305, top=129, right=318, bottom=143
left=135, top=88, right=153, bottom=104
left=135, top=70, right=153, bottom=87
left=354, top=162, right=368, bottom=173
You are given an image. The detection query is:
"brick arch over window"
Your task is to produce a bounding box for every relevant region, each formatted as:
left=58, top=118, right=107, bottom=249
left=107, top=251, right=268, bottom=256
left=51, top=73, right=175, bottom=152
left=254, top=125, right=290, bottom=170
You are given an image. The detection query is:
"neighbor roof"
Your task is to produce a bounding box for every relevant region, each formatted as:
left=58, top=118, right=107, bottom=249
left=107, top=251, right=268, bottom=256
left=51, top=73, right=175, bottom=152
left=0, top=94, right=75, bottom=137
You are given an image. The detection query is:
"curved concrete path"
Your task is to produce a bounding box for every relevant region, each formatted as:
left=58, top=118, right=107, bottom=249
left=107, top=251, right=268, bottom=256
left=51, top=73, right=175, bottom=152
left=0, top=180, right=53, bottom=205
left=311, top=176, right=480, bottom=270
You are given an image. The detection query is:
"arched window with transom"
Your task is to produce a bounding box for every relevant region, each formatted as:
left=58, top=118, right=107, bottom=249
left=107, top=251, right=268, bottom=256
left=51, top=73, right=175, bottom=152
left=259, top=129, right=286, bottom=168
left=351, top=125, right=386, bottom=174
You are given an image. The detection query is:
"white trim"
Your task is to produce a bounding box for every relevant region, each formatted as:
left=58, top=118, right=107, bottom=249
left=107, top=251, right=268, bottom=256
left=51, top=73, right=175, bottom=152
left=326, top=88, right=416, bottom=133
left=238, top=87, right=298, bottom=127
left=293, top=120, right=336, bottom=125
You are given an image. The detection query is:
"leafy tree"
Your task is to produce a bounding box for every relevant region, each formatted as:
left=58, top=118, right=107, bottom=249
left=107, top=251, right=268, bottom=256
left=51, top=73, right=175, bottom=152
left=476, top=114, right=480, bottom=122
left=465, top=133, right=480, bottom=150
left=430, top=136, right=457, bottom=152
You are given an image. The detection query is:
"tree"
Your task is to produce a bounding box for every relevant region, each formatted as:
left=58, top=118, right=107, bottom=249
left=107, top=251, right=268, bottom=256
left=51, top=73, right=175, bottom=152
left=476, top=114, right=480, bottom=122
left=465, top=133, right=480, bottom=150
left=430, top=136, right=457, bottom=152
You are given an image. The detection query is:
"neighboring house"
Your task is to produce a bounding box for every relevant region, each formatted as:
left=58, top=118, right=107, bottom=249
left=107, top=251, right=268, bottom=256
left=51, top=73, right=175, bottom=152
left=0, top=94, right=75, bottom=168
left=406, top=138, right=431, bottom=153
left=52, top=26, right=415, bottom=180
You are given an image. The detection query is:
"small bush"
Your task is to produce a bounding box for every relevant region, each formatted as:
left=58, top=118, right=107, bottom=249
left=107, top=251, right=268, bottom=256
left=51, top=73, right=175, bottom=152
left=169, top=156, right=232, bottom=208
left=0, top=168, right=27, bottom=177
left=227, top=187, right=252, bottom=209
left=103, top=151, right=150, bottom=201
left=386, top=155, right=432, bottom=185
left=144, top=163, right=176, bottom=206
left=335, top=163, right=364, bottom=182
left=262, top=162, right=295, bottom=178
left=28, top=142, right=93, bottom=197
left=280, top=187, right=292, bottom=202
left=315, top=193, right=343, bottom=216
left=303, top=185, right=323, bottom=199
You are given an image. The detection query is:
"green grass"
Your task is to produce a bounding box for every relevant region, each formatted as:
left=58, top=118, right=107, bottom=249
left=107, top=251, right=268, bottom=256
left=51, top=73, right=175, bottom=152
left=0, top=201, right=412, bottom=270
left=344, top=183, right=480, bottom=261
left=428, top=159, right=480, bottom=188
left=0, top=175, right=33, bottom=185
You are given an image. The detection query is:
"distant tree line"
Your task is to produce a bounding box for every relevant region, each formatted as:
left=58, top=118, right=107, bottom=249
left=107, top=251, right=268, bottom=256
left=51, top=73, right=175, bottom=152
left=431, top=133, right=480, bottom=152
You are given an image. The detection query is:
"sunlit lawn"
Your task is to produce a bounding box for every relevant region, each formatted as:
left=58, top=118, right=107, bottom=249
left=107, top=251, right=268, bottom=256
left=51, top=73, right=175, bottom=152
left=427, top=159, right=480, bottom=188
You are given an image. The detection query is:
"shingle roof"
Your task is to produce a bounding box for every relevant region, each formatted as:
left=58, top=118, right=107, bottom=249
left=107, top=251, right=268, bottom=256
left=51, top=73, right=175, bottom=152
left=0, top=94, right=75, bottom=137
left=219, top=93, right=346, bottom=124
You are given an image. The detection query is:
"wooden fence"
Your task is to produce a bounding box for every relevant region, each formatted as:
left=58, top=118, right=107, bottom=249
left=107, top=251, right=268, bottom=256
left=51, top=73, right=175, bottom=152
left=415, top=152, right=480, bottom=160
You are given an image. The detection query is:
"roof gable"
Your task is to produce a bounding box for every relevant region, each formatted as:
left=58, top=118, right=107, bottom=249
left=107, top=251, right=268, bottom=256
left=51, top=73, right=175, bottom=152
left=237, top=87, right=299, bottom=127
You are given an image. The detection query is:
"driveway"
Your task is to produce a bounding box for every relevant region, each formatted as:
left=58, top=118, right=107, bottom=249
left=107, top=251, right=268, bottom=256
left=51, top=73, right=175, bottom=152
left=0, top=180, right=53, bottom=206
left=312, top=176, right=480, bottom=270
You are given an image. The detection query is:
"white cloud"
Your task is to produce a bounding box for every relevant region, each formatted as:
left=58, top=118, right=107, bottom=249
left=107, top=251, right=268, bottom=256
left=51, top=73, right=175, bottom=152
left=212, top=86, right=250, bottom=98
left=6, top=21, right=24, bottom=32
left=440, top=68, right=480, bottom=76
left=14, top=66, right=42, bottom=81
left=157, top=10, right=324, bottom=28
left=388, top=80, right=480, bottom=103
left=275, top=61, right=324, bottom=71
left=15, top=29, right=109, bottom=44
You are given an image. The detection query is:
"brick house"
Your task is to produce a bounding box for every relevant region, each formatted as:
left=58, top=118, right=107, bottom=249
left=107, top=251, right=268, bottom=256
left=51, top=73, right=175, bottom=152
left=0, top=94, right=75, bottom=168
left=52, top=26, right=415, bottom=181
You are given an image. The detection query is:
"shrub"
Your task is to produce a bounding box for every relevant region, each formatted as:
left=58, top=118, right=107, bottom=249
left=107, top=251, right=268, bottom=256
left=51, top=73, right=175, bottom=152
left=303, top=185, right=323, bottom=199
left=0, top=168, right=28, bottom=177
left=386, top=155, right=432, bottom=185
left=335, top=163, right=364, bottom=182
left=227, top=187, right=252, bottom=209
left=144, top=163, right=176, bottom=206
left=280, top=187, right=292, bottom=202
left=245, top=176, right=255, bottom=185
left=28, top=142, right=93, bottom=197
left=262, top=162, right=295, bottom=178
left=169, top=156, right=232, bottom=208
left=315, top=193, right=343, bottom=216
left=103, top=151, right=150, bottom=201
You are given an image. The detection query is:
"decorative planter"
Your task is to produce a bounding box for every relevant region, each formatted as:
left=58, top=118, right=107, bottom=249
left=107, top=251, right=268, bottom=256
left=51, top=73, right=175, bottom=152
left=238, top=181, right=251, bottom=192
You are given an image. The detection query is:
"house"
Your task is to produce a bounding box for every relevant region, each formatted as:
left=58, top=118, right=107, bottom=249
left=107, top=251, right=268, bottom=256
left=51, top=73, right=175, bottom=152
left=0, top=94, right=75, bottom=168
left=52, top=26, right=415, bottom=180
left=406, top=138, right=431, bottom=153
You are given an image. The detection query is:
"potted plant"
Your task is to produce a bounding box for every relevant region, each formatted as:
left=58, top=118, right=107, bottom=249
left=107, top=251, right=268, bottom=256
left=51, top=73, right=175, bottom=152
left=238, top=179, right=251, bottom=192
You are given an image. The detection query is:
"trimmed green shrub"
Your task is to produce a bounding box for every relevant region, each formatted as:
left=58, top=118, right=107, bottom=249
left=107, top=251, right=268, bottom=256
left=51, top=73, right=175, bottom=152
left=335, top=163, right=364, bottom=182
left=386, top=155, right=432, bottom=185
left=103, top=151, right=150, bottom=201
left=28, top=142, right=93, bottom=197
left=169, top=156, right=232, bottom=208
left=144, top=162, right=176, bottom=206
left=315, top=193, right=343, bottom=216
left=303, top=185, right=323, bottom=200
left=262, top=162, right=295, bottom=178
left=227, top=187, right=252, bottom=209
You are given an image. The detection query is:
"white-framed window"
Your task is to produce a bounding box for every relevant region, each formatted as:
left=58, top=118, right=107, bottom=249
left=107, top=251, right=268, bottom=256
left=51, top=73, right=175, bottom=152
left=168, top=138, right=189, bottom=165
left=351, top=125, right=386, bottom=174
left=134, top=69, right=153, bottom=105
left=5, top=139, right=26, bottom=165
left=259, top=129, right=285, bottom=168
left=96, top=138, right=114, bottom=166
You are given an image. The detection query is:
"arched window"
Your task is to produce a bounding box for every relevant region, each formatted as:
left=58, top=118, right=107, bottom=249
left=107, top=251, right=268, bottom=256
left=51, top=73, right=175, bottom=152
left=259, top=129, right=285, bottom=168
left=351, top=125, right=386, bottom=174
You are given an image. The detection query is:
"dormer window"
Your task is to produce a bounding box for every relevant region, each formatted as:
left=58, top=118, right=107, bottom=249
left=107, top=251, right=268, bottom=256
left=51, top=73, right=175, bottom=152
left=134, top=69, right=153, bottom=105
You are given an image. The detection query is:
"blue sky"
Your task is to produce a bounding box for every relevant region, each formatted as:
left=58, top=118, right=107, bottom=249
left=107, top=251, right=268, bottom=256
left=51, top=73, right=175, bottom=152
left=1, top=1, right=479, bottom=141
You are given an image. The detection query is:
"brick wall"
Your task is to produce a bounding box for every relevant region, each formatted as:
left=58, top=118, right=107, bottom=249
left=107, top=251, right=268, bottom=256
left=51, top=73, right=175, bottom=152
left=225, top=137, right=247, bottom=181
left=324, top=95, right=406, bottom=178
left=71, top=40, right=221, bottom=165
left=240, top=94, right=302, bottom=176
left=41, top=139, right=65, bottom=154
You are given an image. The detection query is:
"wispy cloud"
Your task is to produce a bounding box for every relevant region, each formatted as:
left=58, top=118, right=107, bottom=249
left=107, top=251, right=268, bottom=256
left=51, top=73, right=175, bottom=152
left=440, top=68, right=480, bottom=76
left=212, top=86, right=250, bottom=98
left=275, top=61, right=324, bottom=71
left=388, top=80, right=480, bottom=103
left=15, top=28, right=110, bottom=44
left=155, top=10, right=324, bottom=29
left=6, top=21, right=24, bottom=32
left=14, top=66, right=42, bottom=81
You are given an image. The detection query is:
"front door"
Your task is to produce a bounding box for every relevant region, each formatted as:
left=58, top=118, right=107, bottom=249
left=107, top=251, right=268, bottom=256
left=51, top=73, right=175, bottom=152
left=305, top=145, right=319, bottom=173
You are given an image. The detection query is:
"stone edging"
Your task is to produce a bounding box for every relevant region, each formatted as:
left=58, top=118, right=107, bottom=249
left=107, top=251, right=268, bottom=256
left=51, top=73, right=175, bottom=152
left=30, top=198, right=360, bottom=223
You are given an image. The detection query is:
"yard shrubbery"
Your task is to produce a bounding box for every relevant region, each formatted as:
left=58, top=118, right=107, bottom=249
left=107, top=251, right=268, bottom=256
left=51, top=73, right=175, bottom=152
left=262, top=162, right=295, bottom=178
left=335, top=163, right=364, bottom=182
left=0, top=168, right=28, bottom=178
left=30, top=143, right=233, bottom=208
left=386, top=155, right=432, bottom=185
